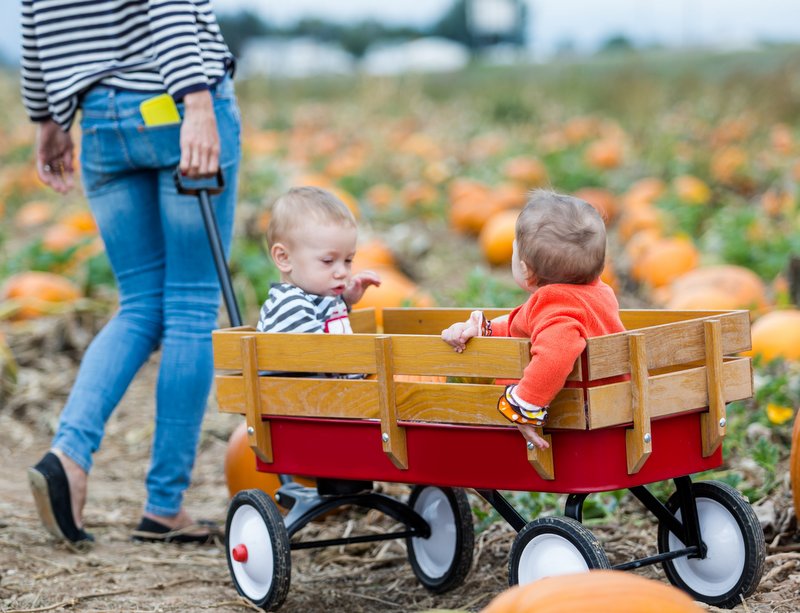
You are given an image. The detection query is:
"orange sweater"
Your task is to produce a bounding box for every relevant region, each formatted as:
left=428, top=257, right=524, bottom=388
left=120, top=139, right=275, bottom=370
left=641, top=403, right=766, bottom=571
left=491, top=279, right=625, bottom=407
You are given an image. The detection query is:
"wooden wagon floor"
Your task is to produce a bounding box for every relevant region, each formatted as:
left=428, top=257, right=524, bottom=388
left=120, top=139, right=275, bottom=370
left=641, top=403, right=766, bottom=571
left=1, top=355, right=798, bottom=613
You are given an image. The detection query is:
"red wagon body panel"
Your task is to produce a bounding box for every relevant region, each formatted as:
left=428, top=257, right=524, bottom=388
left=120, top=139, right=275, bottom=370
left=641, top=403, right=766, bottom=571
left=256, top=411, right=722, bottom=494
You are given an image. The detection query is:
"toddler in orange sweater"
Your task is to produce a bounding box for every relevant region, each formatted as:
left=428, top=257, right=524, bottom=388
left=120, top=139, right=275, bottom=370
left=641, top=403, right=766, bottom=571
left=441, top=190, right=625, bottom=449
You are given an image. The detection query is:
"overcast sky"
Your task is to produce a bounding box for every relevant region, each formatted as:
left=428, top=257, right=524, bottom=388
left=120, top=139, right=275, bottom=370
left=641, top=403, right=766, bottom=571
left=4, top=0, right=800, bottom=62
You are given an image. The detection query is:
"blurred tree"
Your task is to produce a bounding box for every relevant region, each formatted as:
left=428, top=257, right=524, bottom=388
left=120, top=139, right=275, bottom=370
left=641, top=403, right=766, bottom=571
left=599, top=35, right=635, bottom=54
left=217, top=10, right=272, bottom=58
left=433, top=0, right=527, bottom=50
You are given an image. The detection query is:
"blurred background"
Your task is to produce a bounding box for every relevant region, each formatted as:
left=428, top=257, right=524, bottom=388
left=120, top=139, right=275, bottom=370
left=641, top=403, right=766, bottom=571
left=3, top=0, right=800, bottom=514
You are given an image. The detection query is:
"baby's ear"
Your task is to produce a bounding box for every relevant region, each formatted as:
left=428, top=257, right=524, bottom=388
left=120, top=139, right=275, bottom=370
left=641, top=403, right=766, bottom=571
left=519, top=260, right=538, bottom=288
left=271, top=243, right=292, bottom=272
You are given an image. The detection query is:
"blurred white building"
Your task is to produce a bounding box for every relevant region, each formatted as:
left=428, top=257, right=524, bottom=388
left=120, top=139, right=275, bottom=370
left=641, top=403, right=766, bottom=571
left=361, top=37, right=470, bottom=76
left=239, top=37, right=355, bottom=78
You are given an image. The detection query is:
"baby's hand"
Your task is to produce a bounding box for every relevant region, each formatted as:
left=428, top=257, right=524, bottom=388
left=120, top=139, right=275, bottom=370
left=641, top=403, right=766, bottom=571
left=441, top=310, right=484, bottom=353
left=517, top=423, right=550, bottom=449
left=343, top=270, right=381, bottom=306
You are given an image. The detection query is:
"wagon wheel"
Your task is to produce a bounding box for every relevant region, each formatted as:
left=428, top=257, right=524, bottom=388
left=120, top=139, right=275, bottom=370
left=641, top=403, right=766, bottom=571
left=657, top=480, right=765, bottom=609
left=509, top=516, right=610, bottom=585
left=406, top=485, right=474, bottom=593
left=790, top=409, right=800, bottom=520
left=226, top=489, right=291, bottom=611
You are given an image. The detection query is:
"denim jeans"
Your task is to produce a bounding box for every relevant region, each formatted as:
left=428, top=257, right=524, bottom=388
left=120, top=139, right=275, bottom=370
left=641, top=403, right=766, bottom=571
left=52, top=75, right=241, bottom=516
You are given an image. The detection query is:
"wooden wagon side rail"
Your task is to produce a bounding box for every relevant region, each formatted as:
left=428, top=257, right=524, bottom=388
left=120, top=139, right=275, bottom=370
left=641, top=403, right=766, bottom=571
left=213, top=309, right=753, bottom=482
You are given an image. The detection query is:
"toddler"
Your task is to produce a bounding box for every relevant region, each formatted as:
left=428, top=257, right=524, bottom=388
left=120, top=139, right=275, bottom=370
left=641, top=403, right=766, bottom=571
left=442, top=190, right=625, bottom=449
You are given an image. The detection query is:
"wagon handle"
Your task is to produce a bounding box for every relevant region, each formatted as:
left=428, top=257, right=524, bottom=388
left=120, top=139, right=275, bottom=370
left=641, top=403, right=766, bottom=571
left=173, top=168, right=242, bottom=328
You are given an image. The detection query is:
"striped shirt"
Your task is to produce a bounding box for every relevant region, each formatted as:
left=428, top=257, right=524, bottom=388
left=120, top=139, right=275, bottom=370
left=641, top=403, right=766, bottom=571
left=21, top=0, right=235, bottom=130
left=257, top=283, right=362, bottom=379
left=257, top=283, right=353, bottom=335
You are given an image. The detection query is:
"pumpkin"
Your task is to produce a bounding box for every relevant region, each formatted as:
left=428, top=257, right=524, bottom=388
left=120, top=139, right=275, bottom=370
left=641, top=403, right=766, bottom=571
left=790, top=410, right=800, bottom=520
left=502, top=156, right=547, bottom=187
left=585, top=138, right=623, bottom=170
left=747, top=309, right=800, bottom=363
left=364, top=184, right=396, bottom=210
left=479, top=209, right=521, bottom=266
left=0, top=271, right=82, bottom=320
left=481, top=570, right=703, bottom=613
left=673, top=175, right=711, bottom=205
left=14, top=200, right=53, bottom=228
left=621, top=177, right=666, bottom=212
left=617, top=205, right=663, bottom=243
left=224, top=422, right=316, bottom=500
left=60, top=209, right=97, bottom=234
left=573, top=187, right=617, bottom=222
left=630, top=237, right=699, bottom=289
left=353, top=238, right=396, bottom=271
left=660, top=265, right=769, bottom=312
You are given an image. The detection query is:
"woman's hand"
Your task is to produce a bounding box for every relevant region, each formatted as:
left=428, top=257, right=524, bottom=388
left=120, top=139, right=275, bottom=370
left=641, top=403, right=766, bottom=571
left=180, top=90, right=219, bottom=178
left=343, top=270, right=381, bottom=307
left=36, top=120, right=75, bottom=194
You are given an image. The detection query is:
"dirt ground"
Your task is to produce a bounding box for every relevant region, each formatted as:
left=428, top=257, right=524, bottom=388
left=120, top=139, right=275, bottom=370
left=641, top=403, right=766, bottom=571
left=2, top=320, right=800, bottom=613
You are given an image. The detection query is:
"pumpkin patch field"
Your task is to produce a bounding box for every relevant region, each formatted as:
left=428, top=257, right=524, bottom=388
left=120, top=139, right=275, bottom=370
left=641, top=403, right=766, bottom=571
left=4, top=46, right=800, bottom=611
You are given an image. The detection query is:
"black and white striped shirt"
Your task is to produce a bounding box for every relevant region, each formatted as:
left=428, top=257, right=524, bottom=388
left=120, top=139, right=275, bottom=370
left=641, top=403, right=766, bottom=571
left=257, top=283, right=354, bottom=335
left=20, top=0, right=234, bottom=130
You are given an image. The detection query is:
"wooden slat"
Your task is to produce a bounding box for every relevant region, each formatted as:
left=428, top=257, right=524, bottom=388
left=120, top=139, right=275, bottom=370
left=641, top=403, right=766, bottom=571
left=383, top=308, right=511, bottom=335
left=586, top=310, right=750, bottom=380
left=216, top=376, right=381, bottom=418
left=350, top=308, right=376, bottom=333
left=625, top=334, right=652, bottom=474
left=587, top=357, right=752, bottom=430
left=395, top=384, right=586, bottom=429
left=528, top=436, right=554, bottom=480
left=240, top=336, right=273, bottom=463
left=216, top=377, right=586, bottom=429
left=213, top=332, right=378, bottom=373
left=391, top=335, right=531, bottom=379
left=376, top=336, right=407, bottom=469
left=701, top=320, right=726, bottom=457
left=620, top=310, right=738, bottom=329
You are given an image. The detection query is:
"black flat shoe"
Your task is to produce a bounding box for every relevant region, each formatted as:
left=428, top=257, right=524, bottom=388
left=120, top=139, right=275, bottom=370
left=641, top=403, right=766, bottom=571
left=131, top=516, right=221, bottom=545
left=28, top=452, right=94, bottom=544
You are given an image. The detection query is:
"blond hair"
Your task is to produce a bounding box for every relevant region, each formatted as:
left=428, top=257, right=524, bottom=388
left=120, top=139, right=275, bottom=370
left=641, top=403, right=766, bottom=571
left=516, top=190, right=606, bottom=286
left=267, top=186, right=356, bottom=248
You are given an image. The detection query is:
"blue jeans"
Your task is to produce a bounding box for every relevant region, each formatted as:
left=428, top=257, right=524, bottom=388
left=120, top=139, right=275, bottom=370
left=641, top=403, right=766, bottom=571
left=52, top=76, right=241, bottom=517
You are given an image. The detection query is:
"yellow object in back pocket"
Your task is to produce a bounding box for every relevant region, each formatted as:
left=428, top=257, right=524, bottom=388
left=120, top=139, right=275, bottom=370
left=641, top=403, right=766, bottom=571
left=140, top=93, right=181, bottom=126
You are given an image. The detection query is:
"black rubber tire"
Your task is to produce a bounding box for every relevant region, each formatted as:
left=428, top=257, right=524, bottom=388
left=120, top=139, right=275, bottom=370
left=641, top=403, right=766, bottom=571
left=509, top=516, right=610, bottom=585
left=406, top=485, right=474, bottom=593
left=226, top=489, right=291, bottom=611
left=657, top=480, right=765, bottom=609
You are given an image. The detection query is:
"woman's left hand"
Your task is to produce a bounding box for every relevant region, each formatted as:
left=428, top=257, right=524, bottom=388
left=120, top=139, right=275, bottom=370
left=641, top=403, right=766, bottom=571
left=180, top=90, right=219, bottom=178
left=36, top=120, right=75, bottom=194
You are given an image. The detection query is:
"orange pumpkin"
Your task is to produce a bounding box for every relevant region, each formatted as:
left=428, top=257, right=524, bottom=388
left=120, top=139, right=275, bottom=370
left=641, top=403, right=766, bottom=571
left=747, top=309, right=800, bottom=363
left=502, top=157, right=548, bottom=187
left=481, top=570, right=703, bottom=613
left=15, top=200, right=54, bottom=228
left=661, top=265, right=769, bottom=312
left=224, top=422, right=316, bottom=500
left=353, top=238, right=396, bottom=271
left=479, top=209, right=521, bottom=266
left=1, top=271, right=82, bottom=320
left=573, top=187, right=617, bottom=222
left=790, top=410, right=800, bottom=519
left=585, top=138, right=623, bottom=170
left=630, top=237, right=699, bottom=289
left=673, top=175, right=711, bottom=206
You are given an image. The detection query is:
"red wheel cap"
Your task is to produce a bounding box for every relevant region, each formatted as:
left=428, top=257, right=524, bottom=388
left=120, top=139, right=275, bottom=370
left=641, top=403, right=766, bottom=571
left=232, top=543, right=248, bottom=562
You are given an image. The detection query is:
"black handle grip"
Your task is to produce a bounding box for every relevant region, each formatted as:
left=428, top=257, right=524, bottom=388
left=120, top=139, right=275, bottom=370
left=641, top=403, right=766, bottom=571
left=173, top=167, right=225, bottom=196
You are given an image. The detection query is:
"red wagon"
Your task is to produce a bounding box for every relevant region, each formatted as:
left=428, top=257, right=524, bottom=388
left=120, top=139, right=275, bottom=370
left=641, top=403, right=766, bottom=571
left=213, top=306, right=765, bottom=611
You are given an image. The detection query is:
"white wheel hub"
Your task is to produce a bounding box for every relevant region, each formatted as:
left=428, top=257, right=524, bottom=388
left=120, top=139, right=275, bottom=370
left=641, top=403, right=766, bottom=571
left=411, top=488, right=457, bottom=579
left=668, top=498, right=745, bottom=596
left=228, top=504, right=275, bottom=600
left=517, top=533, right=589, bottom=584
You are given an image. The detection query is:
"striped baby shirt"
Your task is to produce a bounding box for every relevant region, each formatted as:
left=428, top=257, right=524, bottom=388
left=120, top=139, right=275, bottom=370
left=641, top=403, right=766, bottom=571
left=20, top=0, right=234, bottom=130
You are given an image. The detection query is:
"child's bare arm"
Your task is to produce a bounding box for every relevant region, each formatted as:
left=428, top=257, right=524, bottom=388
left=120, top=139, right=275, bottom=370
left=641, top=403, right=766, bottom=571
left=441, top=310, right=485, bottom=352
